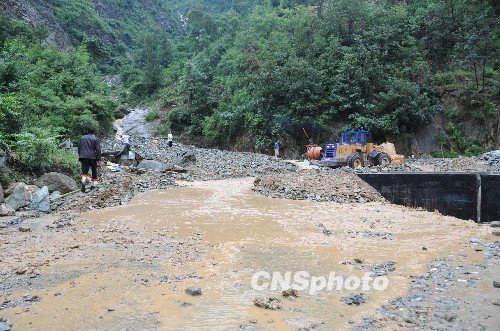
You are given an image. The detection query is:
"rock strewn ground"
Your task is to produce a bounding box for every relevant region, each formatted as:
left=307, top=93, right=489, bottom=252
left=55, top=168, right=177, bottom=213
left=406, top=155, right=500, bottom=172
left=252, top=169, right=385, bottom=203
left=101, top=138, right=298, bottom=180
left=355, top=238, right=500, bottom=331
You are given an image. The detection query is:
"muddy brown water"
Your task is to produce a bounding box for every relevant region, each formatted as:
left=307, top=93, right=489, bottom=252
left=1, top=178, right=493, bottom=330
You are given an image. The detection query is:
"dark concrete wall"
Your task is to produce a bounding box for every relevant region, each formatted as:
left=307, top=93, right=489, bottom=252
left=481, top=174, right=500, bottom=223
left=357, top=172, right=483, bottom=222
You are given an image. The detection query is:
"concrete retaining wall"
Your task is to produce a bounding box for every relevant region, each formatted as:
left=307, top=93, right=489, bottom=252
left=358, top=172, right=499, bottom=223
left=480, top=174, right=500, bottom=223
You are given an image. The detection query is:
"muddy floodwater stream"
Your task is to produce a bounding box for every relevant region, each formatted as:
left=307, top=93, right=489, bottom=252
left=1, top=178, right=498, bottom=330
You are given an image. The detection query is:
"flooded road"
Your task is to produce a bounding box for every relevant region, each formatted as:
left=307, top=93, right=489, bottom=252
left=1, top=178, right=497, bottom=330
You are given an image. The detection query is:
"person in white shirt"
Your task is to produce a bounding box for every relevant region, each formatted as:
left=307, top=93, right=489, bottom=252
left=167, top=131, right=173, bottom=148
left=122, top=134, right=130, bottom=147
left=120, top=134, right=130, bottom=155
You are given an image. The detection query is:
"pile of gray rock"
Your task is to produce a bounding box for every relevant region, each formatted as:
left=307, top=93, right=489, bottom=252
left=102, top=137, right=297, bottom=180
left=353, top=164, right=422, bottom=173
left=480, top=150, right=500, bottom=168
left=253, top=169, right=385, bottom=203
left=0, top=172, right=76, bottom=216
left=406, top=156, right=499, bottom=172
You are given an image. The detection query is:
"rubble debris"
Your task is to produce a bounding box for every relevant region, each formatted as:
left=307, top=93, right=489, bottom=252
left=101, top=138, right=297, bottom=180
left=282, top=289, right=299, bottom=298
left=253, top=170, right=384, bottom=203
left=341, top=293, right=368, bottom=306
left=185, top=286, right=202, bottom=296
left=253, top=297, right=282, bottom=310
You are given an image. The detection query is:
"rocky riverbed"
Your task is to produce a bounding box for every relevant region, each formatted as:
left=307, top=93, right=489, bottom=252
left=0, top=178, right=498, bottom=330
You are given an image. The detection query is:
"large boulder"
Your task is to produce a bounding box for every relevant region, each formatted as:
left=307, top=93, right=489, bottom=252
left=173, top=151, right=197, bottom=167
left=34, top=172, right=77, bottom=194
left=5, top=185, right=29, bottom=211
left=31, top=186, right=50, bottom=212
left=0, top=203, right=15, bottom=216
left=4, top=182, right=25, bottom=197
left=0, top=184, right=4, bottom=203
left=137, top=160, right=167, bottom=172
left=25, top=185, right=39, bottom=201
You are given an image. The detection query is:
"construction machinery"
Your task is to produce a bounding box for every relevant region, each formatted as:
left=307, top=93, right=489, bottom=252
left=306, top=130, right=404, bottom=168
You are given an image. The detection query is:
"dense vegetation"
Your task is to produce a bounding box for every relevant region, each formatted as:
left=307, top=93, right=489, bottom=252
left=0, top=0, right=498, bottom=176
left=159, top=0, right=498, bottom=154
left=0, top=14, right=114, bottom=179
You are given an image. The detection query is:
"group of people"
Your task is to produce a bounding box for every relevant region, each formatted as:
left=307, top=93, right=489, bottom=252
left=67, top=129, right=175, bottom=193
left=151, top=132, right=174, bottom=152
left=71, top=129, right=281, bottom=193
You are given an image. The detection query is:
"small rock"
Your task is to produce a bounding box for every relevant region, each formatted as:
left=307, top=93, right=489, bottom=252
left=249, top=319, right=257, bottom=324
left=0, top=204, right=15, bottom=216
left=341, top=293, right=367, bottom=306
left=493, top=281, right=500, bottom=288
left=23, top=295, right=39, bottom=302
left=282, top=289, right=298, bottom=298
left=354, top=258, right=363, bottom=264
left=422, top=247, right=427, bottom=251
left=492, top=231, right=500, bottom=236
left=253, top=297, right=282, bottom=310
left=0, top=321, right=11, bottom=331
left=18, top=226, right=31, bottom=232
left=185, top=286, right=202, bottom=296
left=470, top=238, right=481, bottom=244
left=54, top=292, right=62, bottom=297
left=16, top=268, right=28, bottom=275
left=107, top=308, right=115, bottom=312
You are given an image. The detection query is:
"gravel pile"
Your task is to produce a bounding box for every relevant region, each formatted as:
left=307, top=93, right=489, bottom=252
left=102, top=138, right=297, bottom=180
left=353, top=164, right=422, bottom=173
left=55, top=168, right=177, bottom=213
left=406, top=156, right=499, bottom=172
left=252, top=169, right=385, bottom=203
left=480, top=150, right=500, bottom=168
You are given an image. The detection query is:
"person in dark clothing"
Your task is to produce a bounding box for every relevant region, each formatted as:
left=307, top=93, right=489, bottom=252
left=78, top=128, right=101, bottom=193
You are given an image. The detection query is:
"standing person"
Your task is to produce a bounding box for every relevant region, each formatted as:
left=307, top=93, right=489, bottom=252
left=167, top=131, right=173, bottom=148
left=122, top=133, right=130, bottom=150
left=274, top=140, right=281, bottom=158
left=78, top=128, right=101, bottom=193
left=152, top=136, right=159, bottom=155
left=61, top=138, right=73, bottom=150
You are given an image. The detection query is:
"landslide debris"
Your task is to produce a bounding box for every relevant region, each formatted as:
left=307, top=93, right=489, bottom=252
left=101, top=138, right=297, bottom=180
left=406, top=155, right=500, bottom=172
left=252, top=169, right=385, bottom=203
left=55, top=168, right=176, bottom=213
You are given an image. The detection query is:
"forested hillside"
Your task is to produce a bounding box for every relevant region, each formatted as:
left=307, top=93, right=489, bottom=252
left=1, top=0, right=499, bottom=163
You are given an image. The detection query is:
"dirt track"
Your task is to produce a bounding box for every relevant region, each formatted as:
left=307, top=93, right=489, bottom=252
left=1, top=178, right=498, bottom=330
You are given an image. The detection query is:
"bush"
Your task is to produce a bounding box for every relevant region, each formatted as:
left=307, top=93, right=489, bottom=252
left=11, top=128, right=79, bottom=174
left=145, top=108, right=160, bottom=122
